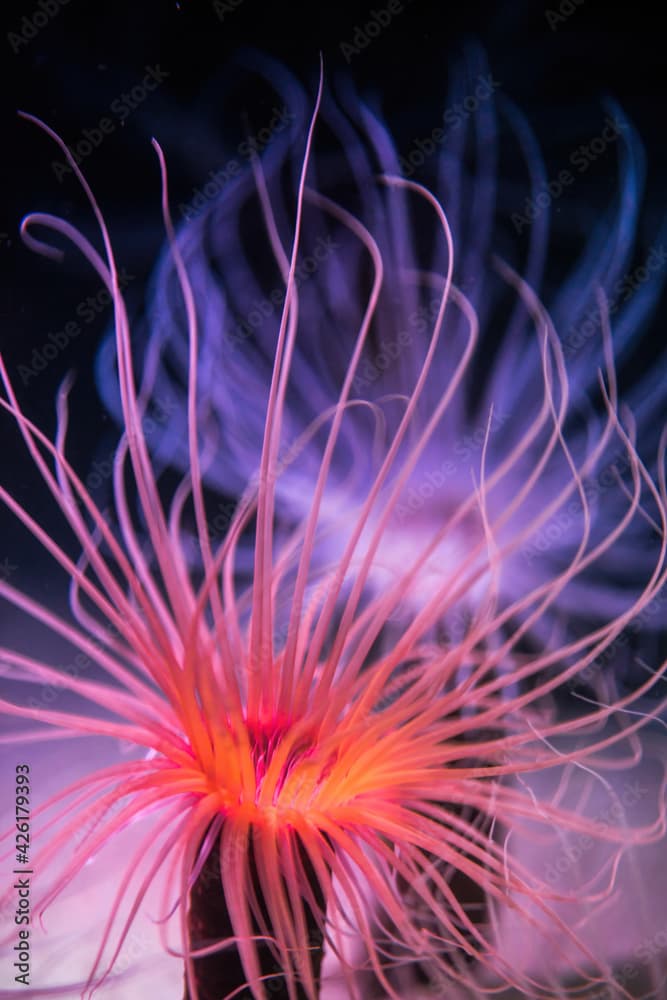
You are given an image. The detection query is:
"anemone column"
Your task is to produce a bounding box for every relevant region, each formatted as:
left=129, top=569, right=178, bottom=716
left=185, top=830, right=326, bottom=1000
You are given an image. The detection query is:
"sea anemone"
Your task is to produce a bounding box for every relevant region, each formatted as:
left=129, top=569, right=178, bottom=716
left=118, top=56, right=667, bottom=658
left=1, top=64, right=667, bottom=1000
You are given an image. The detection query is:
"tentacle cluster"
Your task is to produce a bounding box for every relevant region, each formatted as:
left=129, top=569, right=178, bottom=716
left=1, top=63, right=666, bottom=1000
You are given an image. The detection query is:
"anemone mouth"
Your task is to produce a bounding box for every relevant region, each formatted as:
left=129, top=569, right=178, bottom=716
left=202, top=713, right=341, bottom=823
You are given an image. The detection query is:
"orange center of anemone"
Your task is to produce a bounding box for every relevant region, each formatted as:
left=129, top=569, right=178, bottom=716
left=191, top=714, right=346, bottom=827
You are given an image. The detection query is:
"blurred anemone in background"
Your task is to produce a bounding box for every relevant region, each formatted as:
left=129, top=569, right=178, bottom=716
left=98, top=51, right=667, bottom=667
